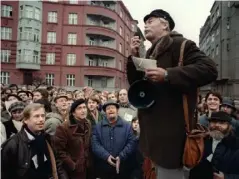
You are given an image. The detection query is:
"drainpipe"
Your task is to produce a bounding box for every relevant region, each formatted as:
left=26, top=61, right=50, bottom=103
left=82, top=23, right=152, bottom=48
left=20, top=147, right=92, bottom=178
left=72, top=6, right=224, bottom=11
left=59, top=1, right=65, bottom=87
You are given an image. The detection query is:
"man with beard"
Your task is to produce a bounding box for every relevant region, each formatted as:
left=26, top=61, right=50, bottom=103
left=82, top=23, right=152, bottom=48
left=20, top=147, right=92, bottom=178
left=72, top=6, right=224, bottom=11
left=189, top=111, right=239, bottom=179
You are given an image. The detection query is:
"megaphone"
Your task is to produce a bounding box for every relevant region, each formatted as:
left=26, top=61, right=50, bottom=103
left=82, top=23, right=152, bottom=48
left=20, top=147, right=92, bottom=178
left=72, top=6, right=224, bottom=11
left=128, top=79, right=157, bottom=109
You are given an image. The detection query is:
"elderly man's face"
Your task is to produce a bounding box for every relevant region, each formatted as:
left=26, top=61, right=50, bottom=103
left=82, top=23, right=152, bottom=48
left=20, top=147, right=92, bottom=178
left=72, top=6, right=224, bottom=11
left=144, top=17, right=168, bottom=42
left=209, top=121, right=231, bottom=140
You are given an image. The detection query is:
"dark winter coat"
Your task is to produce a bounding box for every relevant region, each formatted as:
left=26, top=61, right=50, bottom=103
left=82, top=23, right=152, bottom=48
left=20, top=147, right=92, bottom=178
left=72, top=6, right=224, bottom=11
left=91, top=116, right=137, bottom=178
left=54, top=116, right=92, bottom=179
left=127, top=32, right=218, bottom=169
left=1, top=128, right=67, bottom=179
left=189, top=134, right=239, bottom=179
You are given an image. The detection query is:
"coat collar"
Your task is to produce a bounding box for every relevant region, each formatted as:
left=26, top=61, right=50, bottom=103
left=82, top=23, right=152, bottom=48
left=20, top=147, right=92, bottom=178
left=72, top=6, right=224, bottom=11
left=102, top=116, right=123, bottom=127
left=68, top=115, right=91, bottom=135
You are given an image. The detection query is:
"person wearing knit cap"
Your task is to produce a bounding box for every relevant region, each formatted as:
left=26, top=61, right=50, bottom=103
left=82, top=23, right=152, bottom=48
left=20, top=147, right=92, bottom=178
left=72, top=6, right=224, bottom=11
left=190, top=111, right=239, bottom=179
left=54, top=99, right=92, bottom=179
left=3, top=101, right=26, bottom=139
left=127, top=8, right=218, bottom=179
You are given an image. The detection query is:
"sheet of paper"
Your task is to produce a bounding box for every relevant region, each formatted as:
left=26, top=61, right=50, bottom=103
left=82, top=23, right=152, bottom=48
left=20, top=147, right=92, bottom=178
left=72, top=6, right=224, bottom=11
left=124, top=113, right=133, bottom=122
left=132, top=56, right=157, bottom=71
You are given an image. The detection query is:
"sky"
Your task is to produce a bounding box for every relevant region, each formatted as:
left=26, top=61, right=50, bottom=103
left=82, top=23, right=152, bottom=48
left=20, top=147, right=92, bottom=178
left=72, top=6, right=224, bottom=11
left=122, top=0, right=215, bottom=49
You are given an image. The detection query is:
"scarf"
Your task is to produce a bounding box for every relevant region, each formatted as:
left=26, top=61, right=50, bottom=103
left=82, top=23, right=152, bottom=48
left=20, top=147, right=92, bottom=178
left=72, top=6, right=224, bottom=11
left=24, top=125, right=52, bottom=175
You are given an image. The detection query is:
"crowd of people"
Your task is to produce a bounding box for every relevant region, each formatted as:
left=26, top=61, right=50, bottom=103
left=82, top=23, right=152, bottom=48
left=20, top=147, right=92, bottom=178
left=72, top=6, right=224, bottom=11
left=1, top=83, right=239, bottom=179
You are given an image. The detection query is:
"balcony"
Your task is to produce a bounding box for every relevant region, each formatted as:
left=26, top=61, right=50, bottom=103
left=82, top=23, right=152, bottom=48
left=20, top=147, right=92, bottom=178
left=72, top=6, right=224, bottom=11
left=84, top=75, right=115, bottom=91
left=88, top=1, right=116, bottom=12
left=16, top=56, right=40, bottom=70
left=86, top=34, right=116, bottom=49
left=86, top=14, right=116, bottom=31
left=85, top=54, right=115, bottom=68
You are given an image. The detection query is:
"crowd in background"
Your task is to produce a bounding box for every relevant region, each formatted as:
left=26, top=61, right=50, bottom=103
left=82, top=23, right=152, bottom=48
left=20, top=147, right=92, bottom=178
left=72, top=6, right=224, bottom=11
left=1, top=83, right=239, bottom=179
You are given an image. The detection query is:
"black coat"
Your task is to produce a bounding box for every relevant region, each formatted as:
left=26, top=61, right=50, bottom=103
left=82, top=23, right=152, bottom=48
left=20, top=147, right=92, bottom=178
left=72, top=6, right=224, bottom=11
left=127, top=32, right=218, bottom=169
left=189, top=134, right=239, bottom=179
left=3, top=119, right=18, bottom=139
left=1, top=128, right=68, bottom=179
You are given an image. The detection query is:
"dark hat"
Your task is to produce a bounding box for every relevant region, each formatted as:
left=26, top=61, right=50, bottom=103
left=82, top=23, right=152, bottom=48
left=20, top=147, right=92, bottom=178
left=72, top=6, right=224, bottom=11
left=54, top=95, right=68, bottom=103
left=6, top=94, right=22, bottom=101
left=8, top=101, right=26, bottom=113
left=221, top=99, right=236, bottom=110
left=144, top=9, right=175, bottom=30
left=209, top=111, right=232, bottom=123
left=70, top=99, right=85, bottom=114
left=17, top=91, right=28, bottom=96
left=102, top=100, right=119, bottom=112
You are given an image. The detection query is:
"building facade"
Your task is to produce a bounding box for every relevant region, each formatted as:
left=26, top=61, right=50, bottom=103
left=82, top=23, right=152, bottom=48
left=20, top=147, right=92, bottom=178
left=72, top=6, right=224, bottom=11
left=1, top=0, right=145, bottom=91
left=199, top=1, right=239, bottom=99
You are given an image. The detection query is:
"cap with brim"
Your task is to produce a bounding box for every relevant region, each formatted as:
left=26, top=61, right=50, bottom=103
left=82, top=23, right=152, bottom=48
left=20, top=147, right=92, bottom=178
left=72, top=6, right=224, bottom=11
left=144, top=9, right=175, bottom=30
left=208, top=111, right=232, bottom=123
left=221, top=102, right=236, bottom=110
left=54, top=95, right=68, bottom=103
left=6, top=94, right=22, bottom=101
left=102, top=100, right=119, bottom=112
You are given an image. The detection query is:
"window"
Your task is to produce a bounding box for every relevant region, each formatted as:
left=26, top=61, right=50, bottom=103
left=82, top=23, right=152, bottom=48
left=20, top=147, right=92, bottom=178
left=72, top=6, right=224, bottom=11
left=1, top=27, right=12, bottom=40
left=68, top=13, right=77, bottom=25
left=23, top=49, right=32, bottom=63
left=0, top=50, right=10, bottom=63
left=22, top=27, right=32, bottom=40
left=89, top=57, right=95, bottom=66
left=228, top=1, right=230, bottom=7
left=35, top=8, right=40, bottom=20
left=102, top=39, right=109, bottom=47
left=88, top=76, right=93, bottom=87
left=46, top=73, right=54, bottom=86
left=47, top=32, right=56, bottom=43
left=67, top=53, right=76, bottom=65
left=216, top=45, right=219, bottom=55
left=119, top=77, right=121, bottom=88
left=216, top=8, right=220, bottom=17
left=211, top=49, right=214, bottom=58
left=101, top=77, right=107, bottom=88
left=120, top=10, right=123, bottom=18
left=131, top=24, right=135, bottom=32
left=119, top=26, right=122, bottom=35
left=126, top=34, right=129, bottom=42
left=46, top=53, right=55, bottom=64
left=25, top=5, right=33, bottom=18
left=89, top=37, right=95, bottom=45
left=48, top=12, right=57, bottom=23
left=99, top=60, right=108, bottom=67
left=68, top=33, right=77, bottom=45
left=119, top=43, right=122, bottom=53
left=119, top=61, right=122, bottom=71
left=33, top=51, right=39, bottom=63
left=0, top=72, right=10, bottom=85
left=20, top=6, right=23, bottom=18
left=216, top=28, right=219, bottom=36
left=1, top=5, right=12, bottom=17
left=211, top=33, right=215, bottom=42
left=66, top=74, right=75, bottom=86
left=33, top=29, right=40, bottom=42
left=69, top=0, right=78, bottom=4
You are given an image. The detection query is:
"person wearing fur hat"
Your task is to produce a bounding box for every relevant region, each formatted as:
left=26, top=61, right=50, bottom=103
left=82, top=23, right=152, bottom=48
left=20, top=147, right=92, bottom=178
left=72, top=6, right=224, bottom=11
left=127, top=9, right=218, bottom=178
left=3, top=101, right=26, bottom=139
left=190, top=111, right=239, bottom=179
left=54, top=99, right=91, bottom=179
